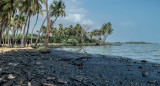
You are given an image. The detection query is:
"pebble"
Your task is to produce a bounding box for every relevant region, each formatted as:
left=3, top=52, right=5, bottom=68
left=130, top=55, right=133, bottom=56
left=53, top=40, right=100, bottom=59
left=8, top=74, right=15, bottom=79
left=57, top=79, right=67, bottom=84
left=142, top=72, right=149, bottom=77
left=47, top=77, right=56, bottom=80
left=42, top=83, right=56, bottom=86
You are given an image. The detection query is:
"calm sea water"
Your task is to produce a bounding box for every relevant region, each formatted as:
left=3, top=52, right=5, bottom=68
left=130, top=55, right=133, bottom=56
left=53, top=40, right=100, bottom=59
left=57, top=44, right=160, bottom=63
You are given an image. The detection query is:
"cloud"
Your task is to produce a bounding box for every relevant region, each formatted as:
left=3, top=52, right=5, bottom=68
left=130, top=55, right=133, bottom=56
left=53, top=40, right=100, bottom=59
left=56, top=0, right=93, bottom=25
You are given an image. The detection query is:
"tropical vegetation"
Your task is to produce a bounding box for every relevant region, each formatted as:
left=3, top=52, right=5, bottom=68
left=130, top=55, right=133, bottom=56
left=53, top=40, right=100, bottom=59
left=0, top=0, right=113, bottom=48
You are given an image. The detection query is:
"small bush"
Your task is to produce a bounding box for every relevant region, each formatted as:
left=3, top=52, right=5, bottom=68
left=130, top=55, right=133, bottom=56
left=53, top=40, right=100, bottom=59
left=36, top=46, right=51, bottom=53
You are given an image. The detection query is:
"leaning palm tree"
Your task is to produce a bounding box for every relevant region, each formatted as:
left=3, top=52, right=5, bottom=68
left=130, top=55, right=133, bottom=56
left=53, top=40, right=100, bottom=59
left=50, top=0, right=66, bottom=27
left=43, top=0, right=50, bottom=47
left=100, top=22, right=113, bottom=42
left=20, top=0, right=44, bottom=47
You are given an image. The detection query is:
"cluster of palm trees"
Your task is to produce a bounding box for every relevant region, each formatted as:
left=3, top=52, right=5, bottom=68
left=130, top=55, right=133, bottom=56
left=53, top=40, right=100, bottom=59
left=37, top=23, right=113, bottom=45
left=0, top=0, right=113, bottom=47
left=0, top=0, right=66, bottom=48
left=89, top=22, right=113, bottom=43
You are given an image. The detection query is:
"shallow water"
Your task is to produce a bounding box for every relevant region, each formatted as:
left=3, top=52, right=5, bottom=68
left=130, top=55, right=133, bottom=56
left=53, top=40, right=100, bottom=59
left=57, top=44, right=160, bottom=63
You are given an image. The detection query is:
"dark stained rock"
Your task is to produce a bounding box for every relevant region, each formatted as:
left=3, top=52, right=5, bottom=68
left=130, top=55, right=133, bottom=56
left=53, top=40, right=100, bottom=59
left=142, top=71, right=149, bottom=77
left=141, top=60, right=147, bottom=63
left=138, top=66, right=143, bottom=69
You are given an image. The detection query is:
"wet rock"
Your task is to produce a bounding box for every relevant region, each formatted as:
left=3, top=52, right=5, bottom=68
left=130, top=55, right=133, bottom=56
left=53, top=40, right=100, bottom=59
left=57, top=79, right=67, bottom=84
left=8, top=74, right=15, bottom=79
left=42, top=83, right=56, bottom=86
left=47, top=77, right=56, bottom=80
left=0, top=68, right=2, bottom=72
left=0, top=78, right=2, bottom=84
left=128, top=68, right=131, bottom=71
left=2, top=79, right=14, bottom=86
left=28, top=82, right=31, bottom=86
left=71, top=60, right=83, bottom=66
left=40, top=49, right=51, bottom=53
left=141, top=60, right=147, bottom=63
left=138, top=66, right=143, bottom=69
left=142, top=72, right=149, bottom=77
left=8, top=63, right=19, bottom=66
left=147, top=80, right=158, bottom=85
left=36, top=62, right=41, bottom=65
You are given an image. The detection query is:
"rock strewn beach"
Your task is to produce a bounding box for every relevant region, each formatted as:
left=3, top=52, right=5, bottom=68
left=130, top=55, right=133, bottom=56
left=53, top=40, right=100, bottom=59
left=0, top=49, right=160, bottom=86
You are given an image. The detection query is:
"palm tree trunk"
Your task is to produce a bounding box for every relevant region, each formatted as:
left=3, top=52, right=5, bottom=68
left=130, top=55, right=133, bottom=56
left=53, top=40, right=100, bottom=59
left=21, top=8, right=30, bottom=47
left=12, top=27, right=16, bottom=46
left=44, top=0, right=50, bottom=47
left=15, top=29, right=19, bottom=45
left=18, top=27, right=22, bottom=40
left=0, top=17, right=5, bottom=45
left=7, top=21, right=11, bottom=46
left=25, top=15, right=31, bottom=47
left=34, top=17, right=47, bottom=46
left=12, top=13, right=23, bottom=46
left=31, top=14, right=39, bottom=45
left=50, top=16, right=58, bottom=27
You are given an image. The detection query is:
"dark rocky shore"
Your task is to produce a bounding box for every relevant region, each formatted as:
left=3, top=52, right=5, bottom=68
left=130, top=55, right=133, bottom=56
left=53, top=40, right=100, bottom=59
left=0, top=49, right=160, bottom=86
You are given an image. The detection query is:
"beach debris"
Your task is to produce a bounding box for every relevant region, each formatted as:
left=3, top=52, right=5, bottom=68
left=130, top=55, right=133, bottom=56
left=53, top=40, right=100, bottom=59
left=42, top=83, right=56, bottom=86
left=142, top=71, right=149, bottom=77
left=8, top=74, right=15, bottom=79
left=28, top=82, right=31, bottom=86
left=8, top=63, right=19, bottom=66
left=147, top=80, right=158, bottom=85
left=73, top=56, right=88, bottom=61
left=57, top=79, right=67, bottom=84
left=47, top=76, right=56, bottom=80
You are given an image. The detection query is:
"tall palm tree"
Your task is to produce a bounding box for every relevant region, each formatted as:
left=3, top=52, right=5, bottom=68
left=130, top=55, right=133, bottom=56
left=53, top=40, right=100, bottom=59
left=20, top=0, right=44, bottom=47
left=30, top=0, right=44, bottom=45
left=50, top=0, right=66, bottom=26
left=0, top=0, right=19, bottom=46
left=44, top=0, right=50, bottom=47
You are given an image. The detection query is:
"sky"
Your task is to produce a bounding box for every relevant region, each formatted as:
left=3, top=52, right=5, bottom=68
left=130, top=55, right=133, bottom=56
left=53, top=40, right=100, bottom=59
left=30, top=0, right=160, bottom=43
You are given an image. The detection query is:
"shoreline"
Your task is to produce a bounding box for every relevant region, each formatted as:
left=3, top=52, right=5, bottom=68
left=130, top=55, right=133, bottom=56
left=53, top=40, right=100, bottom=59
left=0, top=48, right=160, bottom=86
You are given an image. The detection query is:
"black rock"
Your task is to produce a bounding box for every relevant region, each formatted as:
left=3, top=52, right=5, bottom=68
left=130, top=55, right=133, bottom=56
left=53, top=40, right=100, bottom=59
left=142, top=71, right=149, bottom=77
left=141, top=60, right=147, bottom=63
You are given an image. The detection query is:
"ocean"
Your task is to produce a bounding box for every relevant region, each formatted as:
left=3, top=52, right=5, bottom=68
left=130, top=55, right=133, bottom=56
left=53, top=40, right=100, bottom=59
left=57, top=44, right=160, bottom=63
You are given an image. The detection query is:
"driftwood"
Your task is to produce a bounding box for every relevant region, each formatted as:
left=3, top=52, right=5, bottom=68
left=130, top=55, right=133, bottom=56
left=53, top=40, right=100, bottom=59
left=72, top=56, right=87, bottom=61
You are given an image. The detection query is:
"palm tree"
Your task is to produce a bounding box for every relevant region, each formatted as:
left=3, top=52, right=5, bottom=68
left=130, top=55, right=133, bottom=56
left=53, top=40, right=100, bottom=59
left=30, top=0, right=44, bottom=45
left=0, top=0, right=19, bottom=46
left=20, top=0, right=44, bottom=47
left=50, top=0, right=66, bottom=26
left=44, top=0, right=50, bottom=47
left=58, top=24, right=63, bottom=37
left=14, top=15, right=25, bottom=44
left=100, top=22, right=113, bottom=42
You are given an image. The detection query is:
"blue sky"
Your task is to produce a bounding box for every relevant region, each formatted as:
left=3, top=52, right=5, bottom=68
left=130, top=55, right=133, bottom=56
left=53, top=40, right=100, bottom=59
left=31, top=0, right=160, bottom=43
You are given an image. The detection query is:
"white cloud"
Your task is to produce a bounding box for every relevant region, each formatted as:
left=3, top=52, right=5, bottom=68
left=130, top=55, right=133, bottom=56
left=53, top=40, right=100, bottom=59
left=57, top=0, right=93, bottom=25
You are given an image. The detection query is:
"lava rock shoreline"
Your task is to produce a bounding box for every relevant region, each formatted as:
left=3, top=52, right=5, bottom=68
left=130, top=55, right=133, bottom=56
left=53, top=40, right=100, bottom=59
left=0, top=49, right=160, bottom=86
